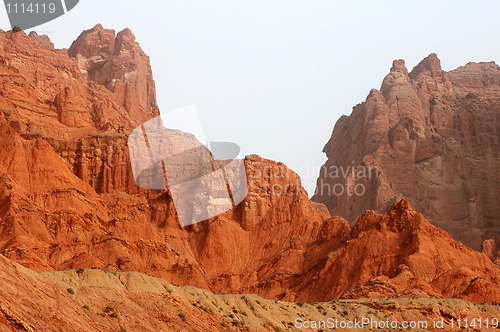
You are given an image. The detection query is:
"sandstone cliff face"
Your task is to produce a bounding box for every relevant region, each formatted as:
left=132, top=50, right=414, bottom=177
left=2, top=27, right=500, bottom=307
left=312, top=53, right=500, bottom=250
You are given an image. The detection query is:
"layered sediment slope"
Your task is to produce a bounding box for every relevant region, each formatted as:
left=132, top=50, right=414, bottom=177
left=2, top=254, right=500, bottom=332
left=312, top=53, right=500, bottom=251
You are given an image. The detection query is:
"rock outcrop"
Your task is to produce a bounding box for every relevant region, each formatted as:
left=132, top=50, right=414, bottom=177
left=312, top=53, right=500, bottom=250
left=2, top=27, right=500, bottom=308
left=0, top=25, right=158, bottom=136
left=68, top=24, right=158, bottom=124
left=483, top=236, right=500, bottom=267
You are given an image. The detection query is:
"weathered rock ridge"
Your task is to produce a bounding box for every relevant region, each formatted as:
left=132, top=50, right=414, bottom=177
left=2, top=27, right=500, bottom=308
left=312, top=53, right=500, bottom=250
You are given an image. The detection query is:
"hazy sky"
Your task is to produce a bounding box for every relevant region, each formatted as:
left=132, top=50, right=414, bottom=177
left=1, top=1, right=499, bottom=195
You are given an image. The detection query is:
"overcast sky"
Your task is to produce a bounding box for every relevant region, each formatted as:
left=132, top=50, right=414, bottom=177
left=1, top=1, right=499, bottom=195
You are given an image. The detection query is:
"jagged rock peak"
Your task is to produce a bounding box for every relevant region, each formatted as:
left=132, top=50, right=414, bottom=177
left=91, top=23, right=103, bottom=31
left=117, top=27, right=136, bottom=41
left=366, top=88, right=383, bottom=100
left=390, top=59, right=409, bottom=76
left=409, top=53, right=443, bottom=80
left=28, top=31, right=54, bottom=50
left=68, top=24, right=117, bottom=58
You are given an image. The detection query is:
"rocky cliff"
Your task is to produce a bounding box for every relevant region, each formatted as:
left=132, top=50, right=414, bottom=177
left=2, top=27, right=500, bottom=308
left=312, top=53, right=500, bottom=250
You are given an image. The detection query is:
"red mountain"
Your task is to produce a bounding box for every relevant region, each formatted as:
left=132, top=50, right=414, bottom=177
left=1, top=26, right=500, bottom=307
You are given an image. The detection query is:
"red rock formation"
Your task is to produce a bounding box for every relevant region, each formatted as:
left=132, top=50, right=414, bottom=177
left=0, top=24, right=157, bottom=137
left=28, top=31, right=54, bottom=50
left=0, top=25, right=161, bottom=196
left=482, top=237, right=500, bottom=267
left=2, top=27, right=500, bottom=307
left=312, top=53, right=500, bottom=250
left=2, top=115, right=500, bottom=303
left=292, top=199, right=500, bottom=304
left=68, top=24, right=158, bottom=124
